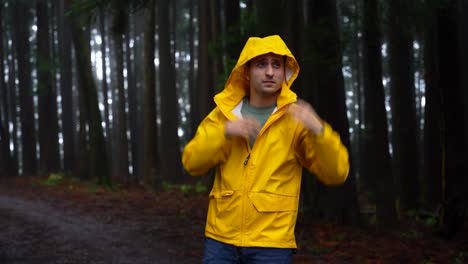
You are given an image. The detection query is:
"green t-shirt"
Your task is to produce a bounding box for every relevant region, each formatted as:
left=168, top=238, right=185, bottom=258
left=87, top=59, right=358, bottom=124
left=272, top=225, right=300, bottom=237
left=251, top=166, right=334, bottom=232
left=240, top=97, right=276, bottom=148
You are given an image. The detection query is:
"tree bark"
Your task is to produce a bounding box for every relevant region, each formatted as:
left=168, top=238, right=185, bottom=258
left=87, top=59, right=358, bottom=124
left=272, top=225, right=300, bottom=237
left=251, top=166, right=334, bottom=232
left=458, top=0, right=468, bottom=202
left=113, top=30, right=129, bottom=179
left=37, top=0, right=60, bottom=176
left=224, top=0, right=241, bottom=60
left=422, top=4, right=443, bottom=211
left=254, top=0, right=291, bottom=39
left=437, top=0, right=467, bottom=203
left=13, top=1, right=37, bottom=176
left=69, top=8, right=110, bottom=185
left=126, top=13, right=140, bottom=183
left=192, top=0, right=215, bottom=129
left=300, top=0, right=360, bottom=225
left=99, top=7, right=111, bottom=146
left=0, top=3, right=14, bottom=177
left=142, top=0, right=158, bottom=187
left=387, top=0, right=420, bottom=211
left=5, top=4, right=19, bottom=176
left=57, top=0, right=75, bottom=176
left=158, top=0, right=182, bottom=184
left=361, top=0, right=397, bottom=228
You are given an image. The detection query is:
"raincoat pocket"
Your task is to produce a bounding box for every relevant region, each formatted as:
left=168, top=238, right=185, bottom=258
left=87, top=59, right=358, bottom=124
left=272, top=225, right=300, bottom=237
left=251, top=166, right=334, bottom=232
left=207, top=190, right=241, bottom=232
left=248, top=192, right=298, bottom=212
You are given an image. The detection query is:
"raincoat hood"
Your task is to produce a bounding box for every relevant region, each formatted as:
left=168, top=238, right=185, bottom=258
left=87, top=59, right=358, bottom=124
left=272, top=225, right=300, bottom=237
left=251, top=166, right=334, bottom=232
left=214, top=35, right=300, bottom=116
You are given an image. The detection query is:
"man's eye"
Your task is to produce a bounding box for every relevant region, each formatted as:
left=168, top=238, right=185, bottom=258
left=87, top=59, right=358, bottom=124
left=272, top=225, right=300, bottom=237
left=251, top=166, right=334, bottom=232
left=272, top=62, right=281, bottom=68
left=255, top=62, right=267, bottom=67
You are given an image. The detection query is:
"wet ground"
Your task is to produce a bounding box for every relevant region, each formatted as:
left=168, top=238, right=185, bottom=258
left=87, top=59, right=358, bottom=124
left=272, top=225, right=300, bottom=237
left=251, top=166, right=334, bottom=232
left=1, top=177, right=466, bottom=264
left=0, top=195, right=200, bottom=264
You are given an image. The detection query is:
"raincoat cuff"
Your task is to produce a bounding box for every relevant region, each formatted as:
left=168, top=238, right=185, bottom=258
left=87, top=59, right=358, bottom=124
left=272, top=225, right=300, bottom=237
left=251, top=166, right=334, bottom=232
left=313, top=122, right=332, bottom=141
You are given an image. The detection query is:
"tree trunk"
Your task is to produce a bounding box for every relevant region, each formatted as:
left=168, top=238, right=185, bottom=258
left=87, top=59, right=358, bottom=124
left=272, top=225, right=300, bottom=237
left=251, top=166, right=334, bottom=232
left=37, top=0, right=60, bottom=176
left=422, top=4, right=442, bottom=210
left=0, top=3, right=5, bottom=129
left=0, top=121, right=10, bottom=177
left=126, top=13, right=140, bottom=183
left=57, top=0, right=75, bottom=176
left=192, top=0, right=215, bottom=129
left=13, top=1, right=37, bottom=176
left=437, top=0, right=466, bottom=204
left=458, top=0, right=468, bottom=203
left=300, top=0, right=360, bottom=225
left=209, top=0, right=222, bottom=90
left=0, top=4, right=12, bottom=176
left=0, top=3, right=14, bottom=177
left=361, top=0, right=397, bottom=228
left=99, top=7, right=111, bottom=146
left=113, top=30, right=129, bottom=180
left=187, top=0, right=196, bottom=138
left=348, top=0, right=364, bottom=196
left=224, top=0, right=241, bottom=61
left=254, top=0, right=291, bottom=39
left=69, top=11, right=110, bottom=185
left=386, top=0, right=420, bottom=211
left=142, top=0, right=158, bottom=187
left=158, top=0, right=182, bottom=184
left=5, top=5, right=19, bottom=176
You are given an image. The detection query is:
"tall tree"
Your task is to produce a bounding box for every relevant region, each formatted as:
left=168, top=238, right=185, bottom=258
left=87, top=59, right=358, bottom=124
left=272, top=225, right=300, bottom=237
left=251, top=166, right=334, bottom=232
left=208, top=0, right=222, bottom=88
left=460, top=0, right=468, bottom=195
left=99, top=7, right=111, bottom=144
left=0, top=4, right=11, bottom=176
left=386, top=0, right=420, bottom=211
left=0, top=2, right=14, bottom=177
left=37, top=0, right=60, bottom=176
left=57, top=0, right=75, bottom=176
left=5, top=4, right=19, bottom=176
left=158, top=0, right=182, bottom=183
left=142, top=0, right=158, bottom=187
left=422, top=1, right=443, bottom=210
left=12, top=1, right=37, bottom=176
left=191, top=0, right=215, bottom=130
left=224, top=0, right=241, bottom=61
left=111, top=1, right=129, bottom=180
left=0, top=2, right=6, bottom=128
left=339, top=0, right=363, bottom=194
left=361, top=0, right=397, bottom=228
left=186, top=0, right=196, bottom=138
left=436, top=0, right=466, bottom=203
left=0, top=121, right=10, bottom=177
left=300, top=0, right=360, bottom=224
left=68, top=4, right=110, bottom=185
left=253, top=0, right=291, bottom=39
left=126, top=11, right=140, bottom=182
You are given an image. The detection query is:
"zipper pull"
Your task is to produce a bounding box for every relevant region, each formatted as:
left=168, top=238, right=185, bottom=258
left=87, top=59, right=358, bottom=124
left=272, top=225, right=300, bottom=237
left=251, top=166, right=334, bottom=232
left=244, top=154, right=250, bottom=165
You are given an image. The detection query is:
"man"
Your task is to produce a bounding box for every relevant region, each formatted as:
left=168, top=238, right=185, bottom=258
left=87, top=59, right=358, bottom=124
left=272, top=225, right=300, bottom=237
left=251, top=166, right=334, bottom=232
left=182, top=35, right=349, bottom=263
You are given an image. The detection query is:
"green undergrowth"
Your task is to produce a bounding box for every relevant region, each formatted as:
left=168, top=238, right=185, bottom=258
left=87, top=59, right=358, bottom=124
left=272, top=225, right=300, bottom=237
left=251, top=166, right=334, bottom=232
left=161, top=181, right=208, bottom=195
left=42, top=173, right=208, bottom=196
left=43, top=173, right=119, bottom=193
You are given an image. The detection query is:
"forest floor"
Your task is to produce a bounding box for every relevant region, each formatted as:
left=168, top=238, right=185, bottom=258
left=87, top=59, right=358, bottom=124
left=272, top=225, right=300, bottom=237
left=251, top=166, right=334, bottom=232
left=0, top=176, right=466, bottom=264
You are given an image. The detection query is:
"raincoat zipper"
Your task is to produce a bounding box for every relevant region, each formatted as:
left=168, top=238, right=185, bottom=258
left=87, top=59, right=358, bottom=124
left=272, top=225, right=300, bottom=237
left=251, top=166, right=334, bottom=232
left=243, top=154, right=250, bottom=165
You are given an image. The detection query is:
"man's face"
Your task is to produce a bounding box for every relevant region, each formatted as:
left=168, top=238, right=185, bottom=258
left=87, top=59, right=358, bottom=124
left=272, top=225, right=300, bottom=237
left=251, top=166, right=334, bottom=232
left=246, top=53, right=285, bottom=99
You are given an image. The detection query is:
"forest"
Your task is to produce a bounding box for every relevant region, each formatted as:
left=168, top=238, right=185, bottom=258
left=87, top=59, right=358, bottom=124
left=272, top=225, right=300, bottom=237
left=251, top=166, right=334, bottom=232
left=0, top=0, right=467, bottom=262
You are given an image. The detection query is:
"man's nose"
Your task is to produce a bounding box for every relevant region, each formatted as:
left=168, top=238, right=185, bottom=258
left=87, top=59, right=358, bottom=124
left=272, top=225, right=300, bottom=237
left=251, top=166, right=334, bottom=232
left=266, top=64, right=274, bottom=76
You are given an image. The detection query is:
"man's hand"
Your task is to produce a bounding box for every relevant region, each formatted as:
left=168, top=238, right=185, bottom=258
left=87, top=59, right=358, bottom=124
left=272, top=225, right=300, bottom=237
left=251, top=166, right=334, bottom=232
left=288, top=99, right=324, bottom=135
left=225, top=117, right=260, bottom=139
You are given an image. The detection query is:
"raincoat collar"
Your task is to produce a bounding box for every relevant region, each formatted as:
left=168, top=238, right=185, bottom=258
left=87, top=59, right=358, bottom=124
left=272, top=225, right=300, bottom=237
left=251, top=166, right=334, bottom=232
left=214, top=35, right=300, bottom=119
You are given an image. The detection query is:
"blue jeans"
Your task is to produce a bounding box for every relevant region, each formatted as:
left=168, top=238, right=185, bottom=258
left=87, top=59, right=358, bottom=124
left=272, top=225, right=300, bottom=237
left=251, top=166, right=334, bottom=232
left=202, top=238, right=294, bottom=264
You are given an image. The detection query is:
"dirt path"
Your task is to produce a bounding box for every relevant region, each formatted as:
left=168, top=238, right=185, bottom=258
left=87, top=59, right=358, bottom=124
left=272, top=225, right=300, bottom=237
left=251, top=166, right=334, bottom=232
left=1, top=177, right=466, bottom=263
left=0, top=195, right=200, bottom=264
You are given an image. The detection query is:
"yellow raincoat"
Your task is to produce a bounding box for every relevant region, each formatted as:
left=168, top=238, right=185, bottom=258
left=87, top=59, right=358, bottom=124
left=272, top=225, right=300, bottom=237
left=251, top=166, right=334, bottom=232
left=182, top=35, right=349, bottom=248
